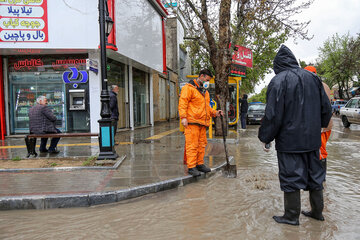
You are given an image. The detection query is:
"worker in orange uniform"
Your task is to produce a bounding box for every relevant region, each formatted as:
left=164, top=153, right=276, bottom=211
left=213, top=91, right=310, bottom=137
left=179, top=69, right=224, bottom=177
left=304, top=66, right=333, bottom=181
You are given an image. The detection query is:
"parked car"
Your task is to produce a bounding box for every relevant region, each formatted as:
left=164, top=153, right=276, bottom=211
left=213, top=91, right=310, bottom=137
left=247, top=103, right=266, bottom=125
left=331, top=100, right=348, bottom=115
left=339, top=96, right=360, bottom=127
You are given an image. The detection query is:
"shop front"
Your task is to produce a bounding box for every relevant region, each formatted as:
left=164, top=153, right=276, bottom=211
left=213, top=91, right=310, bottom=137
left=6, top=54, right=90, bottom=134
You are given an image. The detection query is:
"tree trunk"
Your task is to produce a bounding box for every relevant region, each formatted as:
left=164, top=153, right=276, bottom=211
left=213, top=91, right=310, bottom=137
left=214, top=84, right=228, bottom=136
left=188, top=0, right=232, bottom=136
left=214, top=0, right=232, bottom=136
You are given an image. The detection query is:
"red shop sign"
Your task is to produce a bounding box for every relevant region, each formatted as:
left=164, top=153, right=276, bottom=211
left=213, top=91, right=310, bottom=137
left=232, top=45, right=253, bottom=68
left=13, top=58, right=86, bottom=70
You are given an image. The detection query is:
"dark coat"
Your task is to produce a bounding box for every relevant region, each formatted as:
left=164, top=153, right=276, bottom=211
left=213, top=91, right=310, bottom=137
left=28, top=104, right=57, bottom=134
left=109, top=90, right=119, bottom=120
left=240, top=95, right=248, bottom=113
left=258, top=45, right=332, bottom=153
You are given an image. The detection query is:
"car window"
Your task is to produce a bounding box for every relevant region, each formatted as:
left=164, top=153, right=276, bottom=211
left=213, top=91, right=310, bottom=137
left=345, top=99, right=353, bottom=108
left=346, top=99, right=358, bottom=108
left=248, top=104, right=266, bottom=111
left=355, top=99, right=360, bottom=108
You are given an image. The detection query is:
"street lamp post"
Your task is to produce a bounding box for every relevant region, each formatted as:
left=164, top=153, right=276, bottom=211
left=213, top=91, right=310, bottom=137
left=97, top=0, right=117, bottom=160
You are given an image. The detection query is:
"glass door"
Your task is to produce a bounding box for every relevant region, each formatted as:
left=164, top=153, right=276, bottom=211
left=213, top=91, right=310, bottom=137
left=133, top=69, right=149, bottom=127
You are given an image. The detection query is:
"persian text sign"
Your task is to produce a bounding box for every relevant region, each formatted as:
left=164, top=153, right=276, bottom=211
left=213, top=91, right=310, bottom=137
left=0, top=0, right=48, bottom=42
left=232, top=45, right=253, bottom=68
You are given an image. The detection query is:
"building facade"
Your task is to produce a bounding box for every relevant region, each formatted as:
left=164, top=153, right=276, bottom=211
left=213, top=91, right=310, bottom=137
left=0, top=0, right=171, bottom=138
left=151, top=14, right=191, bottom=122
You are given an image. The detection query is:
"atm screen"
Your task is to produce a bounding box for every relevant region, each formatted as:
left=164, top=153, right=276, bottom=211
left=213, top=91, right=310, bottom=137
left=73, top=97, right=84, bottom=105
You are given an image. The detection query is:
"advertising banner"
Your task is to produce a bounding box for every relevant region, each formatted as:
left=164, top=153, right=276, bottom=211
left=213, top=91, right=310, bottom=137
left=0, top=0, right=48, bottom=42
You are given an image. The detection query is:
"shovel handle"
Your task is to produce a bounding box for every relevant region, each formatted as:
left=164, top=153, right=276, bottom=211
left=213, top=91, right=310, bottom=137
left=220, top=115, right=230, bottom=166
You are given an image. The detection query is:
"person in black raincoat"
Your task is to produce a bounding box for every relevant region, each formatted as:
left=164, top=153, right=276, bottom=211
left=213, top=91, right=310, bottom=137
left=240, top=94, right=248, bottom=129
left=258, top=45, right=332, bottom=226
left=110, top=85, right=119, bottom=137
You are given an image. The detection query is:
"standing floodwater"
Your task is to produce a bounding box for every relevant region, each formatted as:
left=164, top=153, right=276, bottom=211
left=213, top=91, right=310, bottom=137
left=0, top=118, right=359, bottom=239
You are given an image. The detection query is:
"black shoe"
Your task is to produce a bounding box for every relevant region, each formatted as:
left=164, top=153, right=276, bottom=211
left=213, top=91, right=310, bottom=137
left=273, top=191, right=300, bottom=226
left=188, top=167, right=201, bottom=177
left=301, top=210, right=324, bottom=221
left=196, top=164, right=211, bottom=173
left=273, top=215, right=299, bottom=226
left=48, top=149, right=60, bottom=154
left=39, top=149, right=48, bottom=153
left=301, top=189, right=325, bottom=221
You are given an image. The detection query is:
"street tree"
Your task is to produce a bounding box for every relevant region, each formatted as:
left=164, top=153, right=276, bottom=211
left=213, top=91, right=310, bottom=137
left=232, top=0, right=314, bottom=94
left=179, top=0, right=314, bottom=134
left=248, top=87, right=267, bottom=103
left=317, top=33, right=360, bottom=99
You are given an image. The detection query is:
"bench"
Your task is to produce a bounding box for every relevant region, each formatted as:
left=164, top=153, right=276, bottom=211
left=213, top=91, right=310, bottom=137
left=25, top=133, right=98, bottom=158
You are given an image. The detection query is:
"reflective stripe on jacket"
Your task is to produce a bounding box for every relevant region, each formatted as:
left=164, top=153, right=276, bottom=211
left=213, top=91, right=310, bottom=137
left=178, top=80, right=217, bottom=127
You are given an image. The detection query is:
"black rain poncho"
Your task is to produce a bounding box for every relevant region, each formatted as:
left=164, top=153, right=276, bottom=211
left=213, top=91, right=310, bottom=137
left=258, top=45, right=332, bottom=153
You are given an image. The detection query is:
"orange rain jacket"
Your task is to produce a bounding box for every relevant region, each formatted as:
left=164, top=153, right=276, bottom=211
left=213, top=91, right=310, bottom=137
left=320, top=130, right=331, bottom=160
left=319, top=81, right=332, bottom=160
left=178, top=80, right=217, bottom=126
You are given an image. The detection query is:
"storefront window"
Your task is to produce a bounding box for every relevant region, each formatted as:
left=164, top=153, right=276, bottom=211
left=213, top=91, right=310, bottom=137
left=133, top=68, right=149, bottom=127
left=107, top=59, right=127, bottom=128
left=7, top=55, right=89, bottom=134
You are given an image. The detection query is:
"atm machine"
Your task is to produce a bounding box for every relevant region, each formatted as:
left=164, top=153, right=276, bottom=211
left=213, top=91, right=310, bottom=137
left=67, top=88, right=90, bottom=132
left=69, top=89, right=86, bottom=111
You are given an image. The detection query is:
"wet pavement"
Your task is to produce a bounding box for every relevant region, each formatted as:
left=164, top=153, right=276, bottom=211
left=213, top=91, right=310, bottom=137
left=0, top=121, right=232, bottom=208
left=1, top=117, right=360, bottom=239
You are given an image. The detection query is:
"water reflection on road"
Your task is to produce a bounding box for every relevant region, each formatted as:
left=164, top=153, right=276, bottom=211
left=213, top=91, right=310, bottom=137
left=1, top=118, right=359, bottom=239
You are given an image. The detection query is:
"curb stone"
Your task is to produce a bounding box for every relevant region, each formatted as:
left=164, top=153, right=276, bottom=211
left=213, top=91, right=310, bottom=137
left=0, top=157, right=232, bottom=210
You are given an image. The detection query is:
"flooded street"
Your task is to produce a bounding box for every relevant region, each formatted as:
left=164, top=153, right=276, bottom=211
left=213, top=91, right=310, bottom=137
left=1, top=118, right=359, bottom=239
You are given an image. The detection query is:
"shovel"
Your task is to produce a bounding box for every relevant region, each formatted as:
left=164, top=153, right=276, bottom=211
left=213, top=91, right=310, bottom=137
left=220, top=115, right=237, bottom=178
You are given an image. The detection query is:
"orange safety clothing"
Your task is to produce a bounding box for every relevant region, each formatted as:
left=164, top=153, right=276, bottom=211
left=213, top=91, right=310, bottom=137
left=304, top=65, right=317, bottom=74
left=184, top=124, right=207, bottom=168
left=179, top=79, right=218, bottom=168
left=320, top=130, right=331, bottom=160
left=178, top=81, right=217, bottom=127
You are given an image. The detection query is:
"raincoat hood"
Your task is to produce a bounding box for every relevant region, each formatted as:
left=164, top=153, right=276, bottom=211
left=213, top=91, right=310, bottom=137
left=273, top=45, right=299, bottom=74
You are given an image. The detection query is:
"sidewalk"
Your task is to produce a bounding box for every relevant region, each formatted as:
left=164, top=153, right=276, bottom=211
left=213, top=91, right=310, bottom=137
left=0, top=121, right=234, bottom=210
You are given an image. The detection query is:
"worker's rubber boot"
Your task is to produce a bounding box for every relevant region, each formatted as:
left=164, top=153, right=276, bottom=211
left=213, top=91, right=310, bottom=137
left=196, top=164, right=211, bottom=173
left=301, top=189, right=325, bottom=221
left=273, top=190, right=300, bottom=226
left=188, top=167, right=201, bottom=177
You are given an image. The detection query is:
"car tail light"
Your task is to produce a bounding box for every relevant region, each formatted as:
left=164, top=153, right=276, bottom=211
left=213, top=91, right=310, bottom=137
left=338, top=106, right=340, bottom=108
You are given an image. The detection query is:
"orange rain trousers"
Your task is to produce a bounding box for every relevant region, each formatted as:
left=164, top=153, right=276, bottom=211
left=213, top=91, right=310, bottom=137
left=184, top=124, right=207, bottom=169
left=320, top=130, right=331, bottom=160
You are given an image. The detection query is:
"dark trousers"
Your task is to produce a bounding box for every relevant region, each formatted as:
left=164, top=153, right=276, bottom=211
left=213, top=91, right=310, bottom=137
left=112, top=119, right=118, bottom=137
left=277, top=150, right=325, bottom=192
left=40, top=128, right=61, bottom=151
left=240, top=112, right=247, bottom=129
